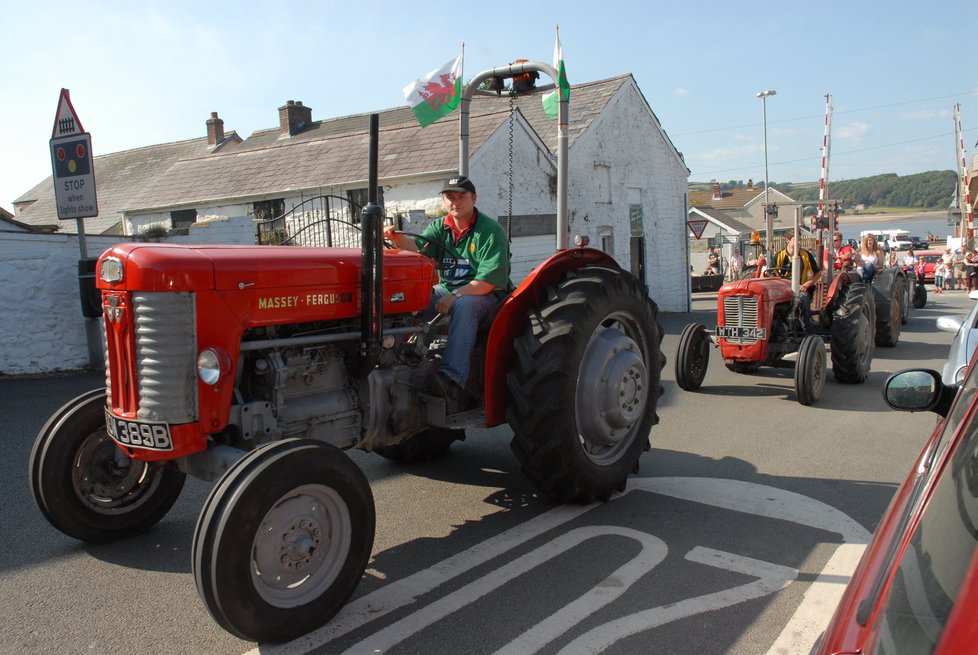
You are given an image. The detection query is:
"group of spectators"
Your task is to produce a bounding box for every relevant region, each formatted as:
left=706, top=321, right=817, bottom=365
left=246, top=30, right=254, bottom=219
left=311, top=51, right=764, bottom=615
left=932, top=247, right=978, bottom=293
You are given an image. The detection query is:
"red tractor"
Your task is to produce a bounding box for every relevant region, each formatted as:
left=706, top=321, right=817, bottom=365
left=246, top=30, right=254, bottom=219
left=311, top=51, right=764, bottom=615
left=676, top=221, right=879, bottom=405
left=29, top=62, right=665, bottom=643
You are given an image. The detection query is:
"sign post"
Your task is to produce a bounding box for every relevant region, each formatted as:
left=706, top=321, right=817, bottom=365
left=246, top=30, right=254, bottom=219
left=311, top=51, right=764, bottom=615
left=50, top=89, right=97, bottom=258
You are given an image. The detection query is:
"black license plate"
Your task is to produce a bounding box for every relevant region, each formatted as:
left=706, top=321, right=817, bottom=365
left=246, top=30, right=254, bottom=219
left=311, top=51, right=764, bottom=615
left=105, top=410, right=173, bottom=451
left=716, top=326, right=766, bottom=340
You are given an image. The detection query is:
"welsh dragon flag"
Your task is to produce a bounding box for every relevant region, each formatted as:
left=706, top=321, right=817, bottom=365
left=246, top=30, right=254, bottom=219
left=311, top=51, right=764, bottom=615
left=403, top=55, right=463, bottom=128
left=542, top=32, right=569, bottom=118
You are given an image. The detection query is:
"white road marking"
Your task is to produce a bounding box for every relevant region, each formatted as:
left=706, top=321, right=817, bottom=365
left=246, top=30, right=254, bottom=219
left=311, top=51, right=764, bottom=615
left=246, top=477, right=871, bottom=655
left=342, top=526, right=666, bottom=655
left=553, top=547, right=797, bottom=655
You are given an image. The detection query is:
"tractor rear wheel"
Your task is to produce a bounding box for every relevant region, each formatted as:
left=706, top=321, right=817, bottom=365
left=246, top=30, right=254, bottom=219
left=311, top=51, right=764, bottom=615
left=506, top=266, right=664, bottom=504
left=675, top=323, right=710, bottom=390
left=374, top=427, right=465, bottom=463
left=795, top=335, right=826, bottom=406
left=192, top=439, right=374, bottom=643
left=831, top=282, right=875, bottom=383
left=29, top=389, right=186, bottom=543
left=873, top=268, right=903, bottom=347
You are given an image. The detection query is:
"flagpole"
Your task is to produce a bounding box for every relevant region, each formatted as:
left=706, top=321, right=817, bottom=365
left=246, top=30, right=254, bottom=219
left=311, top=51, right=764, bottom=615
left=458, top=43, right=468, bottom=176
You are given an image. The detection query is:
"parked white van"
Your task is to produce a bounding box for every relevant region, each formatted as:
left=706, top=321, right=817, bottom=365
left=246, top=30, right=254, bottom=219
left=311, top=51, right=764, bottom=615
left=860, top=229, right=912, bottom=252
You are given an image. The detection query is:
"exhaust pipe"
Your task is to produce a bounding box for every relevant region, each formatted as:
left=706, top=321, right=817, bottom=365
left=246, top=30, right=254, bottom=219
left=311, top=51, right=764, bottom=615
left=360, top=114, right=383, bottom=367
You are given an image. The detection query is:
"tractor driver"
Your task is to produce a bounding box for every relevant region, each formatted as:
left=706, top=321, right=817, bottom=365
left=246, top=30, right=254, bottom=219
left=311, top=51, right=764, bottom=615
left=383, top=175, right=512, bottom=405
left=773, top=232, right=823, bottom=331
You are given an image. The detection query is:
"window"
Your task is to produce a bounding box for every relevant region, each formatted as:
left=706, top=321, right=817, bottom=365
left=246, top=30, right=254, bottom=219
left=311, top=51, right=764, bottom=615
left=347, top=187, right=384, bottom=220
left=253, top=199, right=285, bottom=223
left=170, top=209, right=197, bottom=229
left=598, top=226, right=614, bottom=256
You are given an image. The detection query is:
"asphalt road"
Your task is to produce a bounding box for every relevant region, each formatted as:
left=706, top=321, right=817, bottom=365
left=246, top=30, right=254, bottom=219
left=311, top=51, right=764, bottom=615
left=2, top=288, right=970, bottom=655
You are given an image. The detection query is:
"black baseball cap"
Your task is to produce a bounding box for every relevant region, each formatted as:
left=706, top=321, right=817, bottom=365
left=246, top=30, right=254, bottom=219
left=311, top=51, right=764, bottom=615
left=440, top=175, right=476, bottom=194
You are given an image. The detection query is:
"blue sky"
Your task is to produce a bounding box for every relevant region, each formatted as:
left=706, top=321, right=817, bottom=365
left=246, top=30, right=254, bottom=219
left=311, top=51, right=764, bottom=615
left=2, top=0, right=975, bottom=213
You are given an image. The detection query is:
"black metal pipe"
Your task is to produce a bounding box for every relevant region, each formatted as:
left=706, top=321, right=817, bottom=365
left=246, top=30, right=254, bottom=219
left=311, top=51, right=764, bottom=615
left=360, top=114, right=383, bottom=367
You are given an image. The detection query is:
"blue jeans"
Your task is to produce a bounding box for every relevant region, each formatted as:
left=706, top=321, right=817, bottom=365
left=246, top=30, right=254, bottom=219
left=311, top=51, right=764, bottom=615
left=859, top=262, right=877, bottom=282
left=429, top=286, right=501, bottom=387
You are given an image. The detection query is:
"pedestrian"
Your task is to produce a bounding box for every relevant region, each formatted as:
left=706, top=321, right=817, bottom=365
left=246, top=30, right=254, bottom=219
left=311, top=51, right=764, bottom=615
left=967, top=249, right=978, bottom=292
left=729, top=250, right=744, bottom=280
left=942, top=248, right=955, bottom=289
left=383, top=175, right=511, bottom=408
left=707, top=247, right=722, bottom=277
left=955, top=249, right=967, bottom=290
left=934, top=260, right=946, bottom=294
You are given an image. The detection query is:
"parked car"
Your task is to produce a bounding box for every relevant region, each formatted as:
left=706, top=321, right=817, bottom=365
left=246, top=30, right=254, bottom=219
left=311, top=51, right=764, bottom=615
left=916, top=249, right=946, bottom=284
left=816, top=353, right=978, bottom=654
left=936, top=290, right=978, bottom=384
left=909, top=235, right=926, bottom=249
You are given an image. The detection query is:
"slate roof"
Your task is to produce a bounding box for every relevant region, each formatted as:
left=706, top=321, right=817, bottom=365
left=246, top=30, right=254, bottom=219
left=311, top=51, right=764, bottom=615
left=12, top=74, right=664, bottom=232
left=688, top=207, right=755, bottom=235
left=689, top=187, right=766, bottom=211
left=14, top=135, right=241, bottom=234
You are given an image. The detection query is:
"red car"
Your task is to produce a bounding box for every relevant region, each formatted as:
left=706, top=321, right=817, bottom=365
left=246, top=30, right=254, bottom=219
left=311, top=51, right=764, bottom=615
left=816, top=353, right=978, bottom=654
left=915, top=249, right=945, bottom=284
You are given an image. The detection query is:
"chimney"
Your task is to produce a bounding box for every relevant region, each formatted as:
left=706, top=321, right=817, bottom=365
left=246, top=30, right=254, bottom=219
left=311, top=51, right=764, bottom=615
left=712, top=181, right=722, bottom=199
left=278, top=100, right=313, bottom=136
left=206, top=111, right=225, bottom=146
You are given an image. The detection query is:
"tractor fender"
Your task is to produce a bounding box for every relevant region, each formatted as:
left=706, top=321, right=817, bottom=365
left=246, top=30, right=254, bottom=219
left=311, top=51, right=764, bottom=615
left=483, top=247, right=620, bottom=426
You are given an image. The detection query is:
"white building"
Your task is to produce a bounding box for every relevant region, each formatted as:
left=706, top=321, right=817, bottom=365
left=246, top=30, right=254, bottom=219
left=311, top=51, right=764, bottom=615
left=13, top=74, right=690, bottom=312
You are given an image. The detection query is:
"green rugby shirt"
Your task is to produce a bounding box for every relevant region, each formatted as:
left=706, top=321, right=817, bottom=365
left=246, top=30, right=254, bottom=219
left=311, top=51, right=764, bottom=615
left=417, top=209, right=512, bottom=292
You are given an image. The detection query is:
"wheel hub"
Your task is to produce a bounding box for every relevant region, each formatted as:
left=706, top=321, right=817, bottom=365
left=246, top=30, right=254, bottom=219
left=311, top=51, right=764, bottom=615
left=73, top=432, right=152, bottom=507
left=576, top=327, right=649, bottom=449
left=252, top=485, right=349, bottom=608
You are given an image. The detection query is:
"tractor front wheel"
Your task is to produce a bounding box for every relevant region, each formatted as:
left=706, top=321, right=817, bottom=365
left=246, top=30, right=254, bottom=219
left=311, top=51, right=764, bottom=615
left=675, top=323, right=710, bottom=391
left=192, top=439, right=374, bottom=643
left=912, top=281, right=927, bottom=309
left=506, top=266, right=664, bottom=504
left=795, top=335, right=826, bottom=406
left=29, top=389, right=186, bottom=543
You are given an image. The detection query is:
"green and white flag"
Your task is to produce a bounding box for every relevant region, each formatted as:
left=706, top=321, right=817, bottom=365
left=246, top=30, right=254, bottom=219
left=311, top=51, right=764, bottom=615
left=403, top=54, right=463, bottom=128
left=542, top=32, right=569, bottom=118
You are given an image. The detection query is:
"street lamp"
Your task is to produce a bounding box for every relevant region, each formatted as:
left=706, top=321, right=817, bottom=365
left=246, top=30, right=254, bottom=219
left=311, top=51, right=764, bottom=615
left=756, top=89, right=776, bottom=253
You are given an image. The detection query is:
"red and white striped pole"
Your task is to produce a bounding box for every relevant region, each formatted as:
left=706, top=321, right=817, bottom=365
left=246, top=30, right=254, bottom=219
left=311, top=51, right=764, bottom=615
left=818, top=93, right=833, bottom=231
left=954, top=103, right=974, bottom=243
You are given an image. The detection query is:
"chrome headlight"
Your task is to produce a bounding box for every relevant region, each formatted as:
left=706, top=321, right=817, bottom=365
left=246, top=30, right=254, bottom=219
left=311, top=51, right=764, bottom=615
left=197, top=348, right=228, bottom=386
left=99, top=257, right=123, bottom=283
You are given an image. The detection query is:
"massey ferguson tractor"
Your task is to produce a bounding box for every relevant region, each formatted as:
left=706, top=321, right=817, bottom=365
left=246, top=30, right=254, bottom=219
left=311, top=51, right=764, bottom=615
left=676, top=212, right=884, bottom=406
left=29, top=62, right=665, bottom=643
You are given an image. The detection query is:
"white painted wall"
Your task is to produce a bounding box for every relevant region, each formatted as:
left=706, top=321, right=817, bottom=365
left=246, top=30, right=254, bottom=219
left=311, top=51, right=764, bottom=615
left=0, top=216, right=253, bottom=375
left=566, top=81, right=689, bottom=312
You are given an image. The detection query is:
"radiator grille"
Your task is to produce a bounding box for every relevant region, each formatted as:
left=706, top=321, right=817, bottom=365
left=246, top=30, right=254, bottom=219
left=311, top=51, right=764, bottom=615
left=133, top=292, right=198, bottom=422
left=721, top=295, right=760, bottom=344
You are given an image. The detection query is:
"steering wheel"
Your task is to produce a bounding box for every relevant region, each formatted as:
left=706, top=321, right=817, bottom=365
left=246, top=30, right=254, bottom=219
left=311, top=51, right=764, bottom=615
left=386, top=230, right=460, bottom=274
left=762, top=266, right=791, bottom=278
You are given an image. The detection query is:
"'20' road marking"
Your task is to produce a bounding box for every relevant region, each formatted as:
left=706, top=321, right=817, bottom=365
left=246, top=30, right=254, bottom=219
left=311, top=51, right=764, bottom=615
left=250, top=477, right=871, bottom=655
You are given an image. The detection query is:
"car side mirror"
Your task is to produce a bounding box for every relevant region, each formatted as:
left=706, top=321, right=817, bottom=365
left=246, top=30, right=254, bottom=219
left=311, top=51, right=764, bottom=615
left=883, top=369, right=955, bottom=417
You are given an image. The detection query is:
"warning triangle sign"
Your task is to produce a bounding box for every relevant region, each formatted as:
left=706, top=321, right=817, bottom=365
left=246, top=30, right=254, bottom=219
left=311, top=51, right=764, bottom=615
left=687, top=219, right=709, bottom=239
left=51, top=89, right=85, bottom=140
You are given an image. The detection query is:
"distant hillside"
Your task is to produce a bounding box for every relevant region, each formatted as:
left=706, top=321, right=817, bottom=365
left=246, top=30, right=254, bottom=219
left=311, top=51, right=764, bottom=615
left=691, top=171, right=957, bottom=210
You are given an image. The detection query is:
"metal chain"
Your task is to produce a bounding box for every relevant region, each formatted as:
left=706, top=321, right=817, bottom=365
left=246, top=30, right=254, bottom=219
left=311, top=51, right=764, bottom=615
left=506, top=92, right=515, bottom=242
